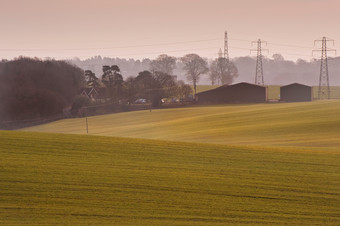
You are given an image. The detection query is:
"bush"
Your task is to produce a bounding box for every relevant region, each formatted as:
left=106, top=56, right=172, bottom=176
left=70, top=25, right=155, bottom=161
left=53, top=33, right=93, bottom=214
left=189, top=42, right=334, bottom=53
left=0, top=57, right=85, bottom=120
left=71, top=95, right=91, bottom=113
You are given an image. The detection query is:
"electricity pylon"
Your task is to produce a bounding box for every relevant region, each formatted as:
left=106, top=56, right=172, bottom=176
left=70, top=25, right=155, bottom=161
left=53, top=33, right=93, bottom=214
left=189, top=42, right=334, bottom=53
left=224, top=31, right=229, bottom=60
left=251, top=39, right=268, bottom=86
left=313, top=37, right=336, bottom=99
left=218, top=48, right=223, bottom=58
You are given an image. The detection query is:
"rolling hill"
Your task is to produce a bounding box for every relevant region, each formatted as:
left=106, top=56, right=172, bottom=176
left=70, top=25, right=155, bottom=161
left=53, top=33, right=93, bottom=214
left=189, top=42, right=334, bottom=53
left=1, top=130, right=339, bottom=224
left=22, top=100, right=340, bottom=151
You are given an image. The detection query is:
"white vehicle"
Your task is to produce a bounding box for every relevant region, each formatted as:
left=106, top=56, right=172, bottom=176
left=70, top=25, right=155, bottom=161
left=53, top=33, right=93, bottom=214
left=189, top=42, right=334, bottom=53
left=134, top=98, right=147, bottom=104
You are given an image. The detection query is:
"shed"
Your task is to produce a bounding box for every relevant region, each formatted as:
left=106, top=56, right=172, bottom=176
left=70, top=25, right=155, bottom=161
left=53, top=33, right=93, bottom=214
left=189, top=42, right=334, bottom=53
left=81, top=87, right=106, bottom=101
left=196, top=82, right=267, bottom=103
left=280, top=83, right=312, bottom=102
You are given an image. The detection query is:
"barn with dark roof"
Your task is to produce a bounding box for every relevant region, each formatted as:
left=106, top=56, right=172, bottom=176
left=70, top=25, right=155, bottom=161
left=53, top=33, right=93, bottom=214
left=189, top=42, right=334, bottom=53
left=81, top=87, right=106, bottom=101
left=196, top=82, right=267, bottom=103
left=280, top=83, right=312, bottom=102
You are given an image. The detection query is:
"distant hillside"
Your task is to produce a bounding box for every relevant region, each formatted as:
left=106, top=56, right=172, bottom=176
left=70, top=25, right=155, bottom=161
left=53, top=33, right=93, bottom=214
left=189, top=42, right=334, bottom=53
left=22, top=100, right=340, bottom=151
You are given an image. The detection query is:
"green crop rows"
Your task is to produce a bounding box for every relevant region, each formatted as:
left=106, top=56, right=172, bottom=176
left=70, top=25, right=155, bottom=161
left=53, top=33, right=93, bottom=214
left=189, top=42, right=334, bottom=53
left=1, top=131, right=339, bottom=224
left=5, top=98, right=340, bottom=224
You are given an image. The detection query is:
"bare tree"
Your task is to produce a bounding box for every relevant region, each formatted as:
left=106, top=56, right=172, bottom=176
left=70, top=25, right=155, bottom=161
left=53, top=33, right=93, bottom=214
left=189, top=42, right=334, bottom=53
left=181, top=54, right=208, bottom=96
left=210, top=57, right=238, bottom=85
left=150, top=54, right=177, bottom=75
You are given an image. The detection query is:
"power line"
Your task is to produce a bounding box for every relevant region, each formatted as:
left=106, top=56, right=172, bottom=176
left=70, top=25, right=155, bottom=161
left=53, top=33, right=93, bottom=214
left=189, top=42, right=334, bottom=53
left=0, top=35, right=335, bottom=61
left=1, top=45, right=327, bottom=61
left=230, top=37, right=314, bottom=49
left=272, top=51, right=312, bottom=58
left=0, top=38, right=222, bottom=52
left=42, top=46, right=223, bottom=60
left=0, top=36, right=318, bottom=53
left=0, top=46, right=221, bottom=60
left=267, top=42, right=313, bottom=49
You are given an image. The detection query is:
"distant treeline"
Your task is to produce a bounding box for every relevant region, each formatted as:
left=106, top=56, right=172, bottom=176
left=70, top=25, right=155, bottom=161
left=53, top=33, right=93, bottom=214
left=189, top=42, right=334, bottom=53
left=234, top=55, right=340, bottom=86
left=69, top=55, right=340, bottom=86
left=0, top=57, right=84, bottom=121
left=0, top=56, right=194, bottom=125
left=2, top=54, right=340, bottom=124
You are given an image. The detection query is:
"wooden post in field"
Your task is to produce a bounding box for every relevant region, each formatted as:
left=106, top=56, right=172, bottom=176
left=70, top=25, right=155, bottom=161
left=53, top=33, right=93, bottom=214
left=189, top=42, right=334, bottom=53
left=86, top=116, right=88, bottom=134
left=149, top=91, right=152, bottom=112
left=85, top=108, right=89, bottom=134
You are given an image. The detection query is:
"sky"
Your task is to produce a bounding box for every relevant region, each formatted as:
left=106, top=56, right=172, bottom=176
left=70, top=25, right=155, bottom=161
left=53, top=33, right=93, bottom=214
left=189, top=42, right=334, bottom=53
left=0, top=0, right=339, bottom=61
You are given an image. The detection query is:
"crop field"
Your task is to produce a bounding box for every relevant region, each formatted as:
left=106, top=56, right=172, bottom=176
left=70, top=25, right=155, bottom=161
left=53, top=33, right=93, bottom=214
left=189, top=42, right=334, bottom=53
left=8, top=97, right=340, bottom=224
left=1, top=130, right=340, bottom=224
left=23, top=100, right=340, bottom=151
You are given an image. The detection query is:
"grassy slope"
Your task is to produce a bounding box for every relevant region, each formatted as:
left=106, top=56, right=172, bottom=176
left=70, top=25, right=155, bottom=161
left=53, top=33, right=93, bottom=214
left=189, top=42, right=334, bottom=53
left=23, top=100, right=340, bottom=151
left=1, top=131, right=340, bottom=225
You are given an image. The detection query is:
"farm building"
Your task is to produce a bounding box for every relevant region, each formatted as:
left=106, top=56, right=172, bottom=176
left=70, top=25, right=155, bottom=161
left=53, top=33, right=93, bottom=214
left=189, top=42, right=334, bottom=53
left=196, top=82, right=267, bottom=103
left=81, top=87, right=106, bottom=101
left=280, top=83, right=312, bottom=102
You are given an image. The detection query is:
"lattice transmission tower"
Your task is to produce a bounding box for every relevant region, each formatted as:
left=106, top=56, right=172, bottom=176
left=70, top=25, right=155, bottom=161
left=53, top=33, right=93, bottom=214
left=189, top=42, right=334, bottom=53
left=313, top=37, right=336, bottom=99
left=224, top=31, right=229, bottom=60
left=218, top=48, right=223, bottom=58
left=251, top=39, right=268, bottom=86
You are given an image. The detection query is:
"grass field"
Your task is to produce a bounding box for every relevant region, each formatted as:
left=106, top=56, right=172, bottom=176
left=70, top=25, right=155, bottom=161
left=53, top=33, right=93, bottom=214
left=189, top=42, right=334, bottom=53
left=23, top=100, right=340, bottom=151
left=8, top=93, right=340, bottom=224
left=1, top=130, right=340, bottom=224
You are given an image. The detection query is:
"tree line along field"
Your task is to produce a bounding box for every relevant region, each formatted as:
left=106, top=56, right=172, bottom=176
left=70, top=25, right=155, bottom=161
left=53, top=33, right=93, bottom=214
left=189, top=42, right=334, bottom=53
left=1, top=130, right=339, bottom=225
left=22, top=100, right=340, bottom=151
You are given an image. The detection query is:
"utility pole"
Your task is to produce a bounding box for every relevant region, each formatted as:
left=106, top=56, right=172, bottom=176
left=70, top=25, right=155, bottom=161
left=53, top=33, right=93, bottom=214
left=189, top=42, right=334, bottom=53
left=251, top=39, right=268, bottom=86
left=313, top=37, right=336, bottom=99
left=83, top=107, right=89, bottom=134
left=85, top=115, right=89, bottom=134
left=224, top=31, right=229, bottom=60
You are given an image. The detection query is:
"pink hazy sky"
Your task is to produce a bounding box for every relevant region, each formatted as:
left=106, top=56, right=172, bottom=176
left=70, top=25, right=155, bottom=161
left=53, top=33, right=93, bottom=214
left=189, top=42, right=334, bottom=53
left=0, top=0, right=339, bottom=61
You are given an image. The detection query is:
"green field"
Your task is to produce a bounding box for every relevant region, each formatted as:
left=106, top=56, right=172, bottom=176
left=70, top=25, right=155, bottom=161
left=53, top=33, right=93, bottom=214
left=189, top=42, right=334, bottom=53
left=1, top=130, right=340, bottom=224
left=5, top=98, right=340, bottom=224
left=23, top=100, right=340, bottom=151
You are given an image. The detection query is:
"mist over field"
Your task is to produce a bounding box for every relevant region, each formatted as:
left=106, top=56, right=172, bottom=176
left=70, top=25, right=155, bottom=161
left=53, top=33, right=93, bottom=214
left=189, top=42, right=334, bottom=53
left=1, top=0, right=340, bottom=224
left=69, top=55, right=340, bottom=86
